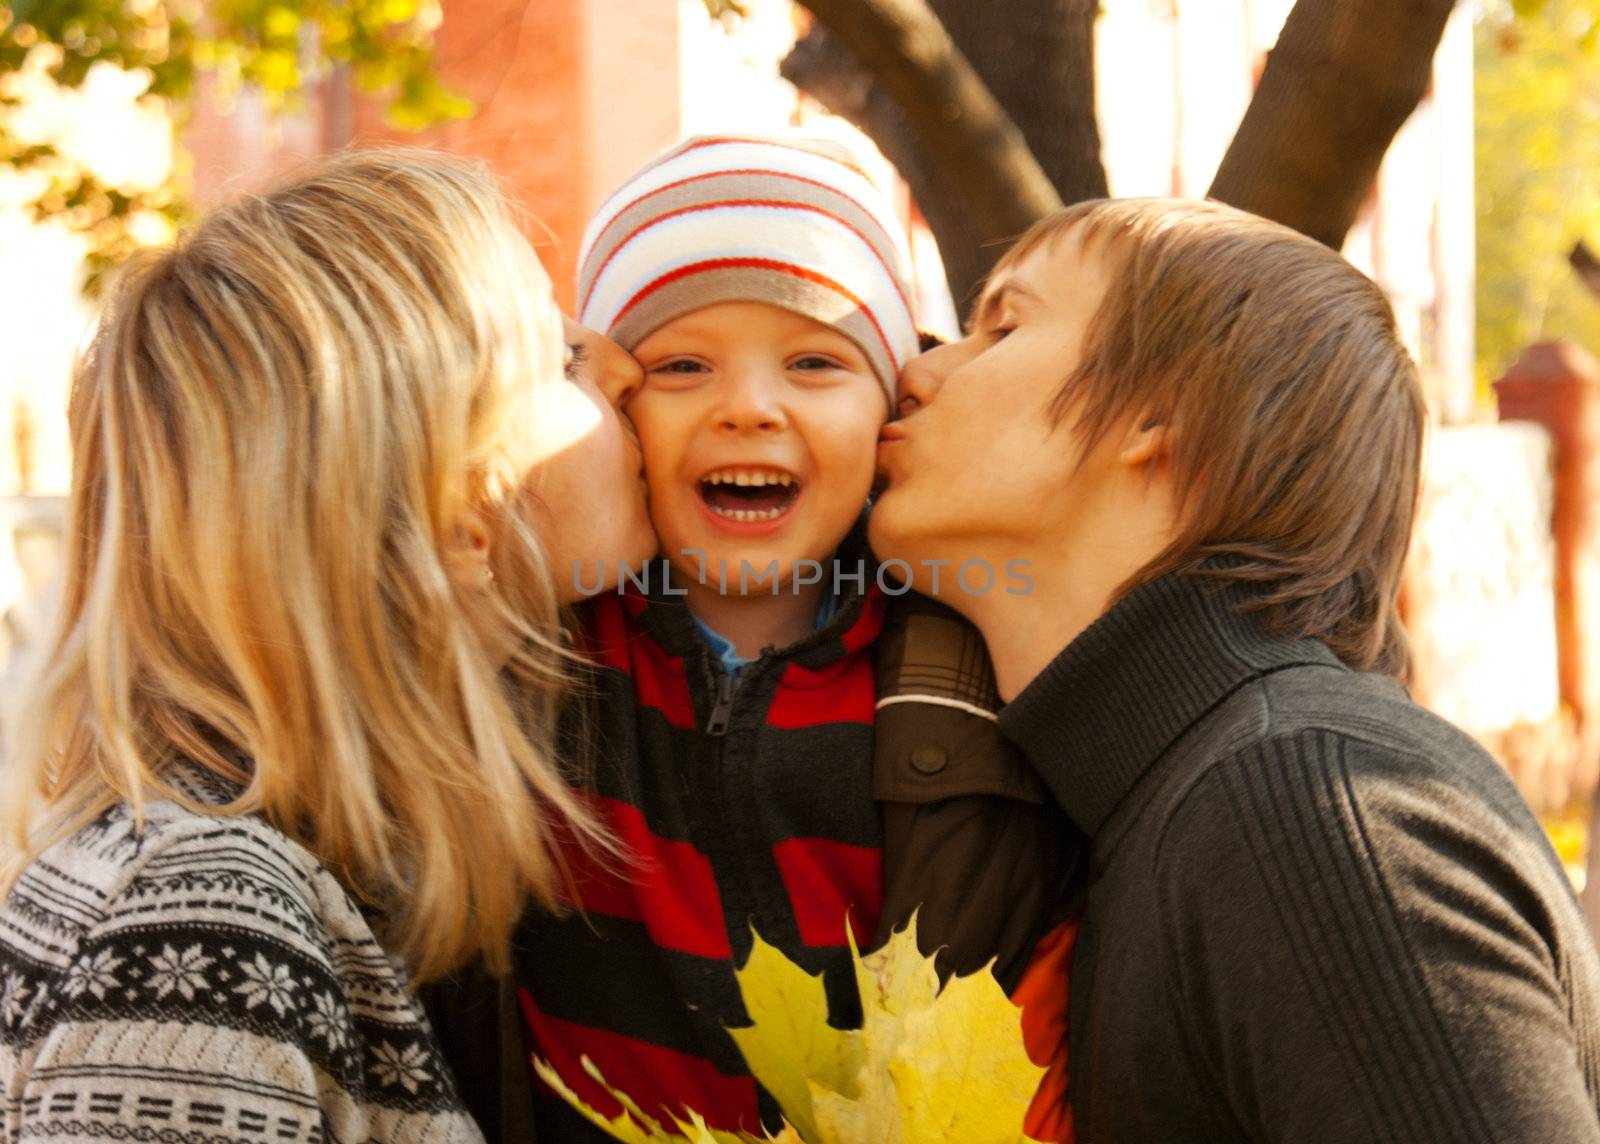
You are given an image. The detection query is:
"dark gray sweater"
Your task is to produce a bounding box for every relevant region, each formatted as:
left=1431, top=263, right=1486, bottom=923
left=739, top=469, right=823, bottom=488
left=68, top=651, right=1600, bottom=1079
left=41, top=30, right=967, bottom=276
left=998, top=570, right=1600, bottom=1143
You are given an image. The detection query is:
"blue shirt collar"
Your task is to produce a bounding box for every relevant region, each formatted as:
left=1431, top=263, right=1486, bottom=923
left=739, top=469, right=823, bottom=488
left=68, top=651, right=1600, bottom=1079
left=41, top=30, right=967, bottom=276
left=691, top=587, right=843, bottom=675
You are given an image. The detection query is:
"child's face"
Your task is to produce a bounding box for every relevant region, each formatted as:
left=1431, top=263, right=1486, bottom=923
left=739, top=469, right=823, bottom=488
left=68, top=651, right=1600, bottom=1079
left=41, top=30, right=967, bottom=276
left=627, top=302, right=888, bottom=596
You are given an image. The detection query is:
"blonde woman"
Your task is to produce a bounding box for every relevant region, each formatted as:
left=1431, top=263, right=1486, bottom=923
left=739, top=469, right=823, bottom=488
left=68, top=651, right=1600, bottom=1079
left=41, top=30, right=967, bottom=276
left=0, top=151, right=655, bottom=1142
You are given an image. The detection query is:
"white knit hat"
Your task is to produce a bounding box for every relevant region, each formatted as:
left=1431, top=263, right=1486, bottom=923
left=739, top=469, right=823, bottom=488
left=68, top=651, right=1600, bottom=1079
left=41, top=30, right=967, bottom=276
left=577, top=133, right=919, bottom=398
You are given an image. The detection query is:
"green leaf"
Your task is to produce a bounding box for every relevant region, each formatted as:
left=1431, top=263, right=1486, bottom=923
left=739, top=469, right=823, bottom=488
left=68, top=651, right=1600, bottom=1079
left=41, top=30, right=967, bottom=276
left=2, top=0, right=478, bottom=291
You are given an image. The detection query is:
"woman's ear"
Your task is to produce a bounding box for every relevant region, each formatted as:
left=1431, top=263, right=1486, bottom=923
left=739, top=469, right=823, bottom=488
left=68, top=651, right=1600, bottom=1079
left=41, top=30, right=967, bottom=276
left=444, top=506, right=522, bottom=667
left=443, top=508, right=495, bottom=594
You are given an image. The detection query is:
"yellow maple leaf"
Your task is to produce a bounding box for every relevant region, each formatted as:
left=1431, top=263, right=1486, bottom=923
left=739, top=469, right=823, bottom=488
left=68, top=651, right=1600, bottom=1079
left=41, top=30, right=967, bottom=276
left=806, top=919, right=937, bottom=1144
left=810, top=918, right=1042, bottom=1144
left=853, top=915, right=940, bottom=1022
left=539, top=912, right=1050, bottom=1144
left=809, top=1075, right=880, bottom=1143
left=891, top=968, right=1045, bottom=1143
left=728, top=929, right=862, bottom=1141
left=531, top=1054, right=762, bottom=1144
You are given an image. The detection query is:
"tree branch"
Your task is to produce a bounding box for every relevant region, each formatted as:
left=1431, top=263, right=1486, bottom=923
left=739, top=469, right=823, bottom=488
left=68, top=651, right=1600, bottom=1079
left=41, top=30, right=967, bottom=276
left=795, top=0, right=1063, bottom=245
left=1208, top=0, right=1456, bottom=248
left=1571, top=240, right=1600, bottom=302
left=782, top=24, right=1004, bottom=307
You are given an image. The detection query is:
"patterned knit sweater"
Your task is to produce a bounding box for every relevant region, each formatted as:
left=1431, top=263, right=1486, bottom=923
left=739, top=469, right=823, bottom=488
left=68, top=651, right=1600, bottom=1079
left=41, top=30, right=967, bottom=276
left=0, top=769, right=481, bottom=1143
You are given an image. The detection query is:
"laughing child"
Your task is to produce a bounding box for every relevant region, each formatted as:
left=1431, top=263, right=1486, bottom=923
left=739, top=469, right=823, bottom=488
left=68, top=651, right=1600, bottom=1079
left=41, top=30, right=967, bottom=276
left=510, top=134, right=1079, bottom=1143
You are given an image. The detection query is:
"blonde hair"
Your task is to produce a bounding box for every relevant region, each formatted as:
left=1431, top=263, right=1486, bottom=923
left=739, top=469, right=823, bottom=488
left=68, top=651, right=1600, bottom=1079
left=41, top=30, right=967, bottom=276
left=992, top=198, right=1425, bottom=680
left=2, top=149, right=605, bottom=981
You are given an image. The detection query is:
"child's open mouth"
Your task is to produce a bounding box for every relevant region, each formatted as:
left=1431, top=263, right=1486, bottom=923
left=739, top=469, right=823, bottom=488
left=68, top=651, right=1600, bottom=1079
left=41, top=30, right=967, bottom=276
left=697, top=466, right=802, bottom=523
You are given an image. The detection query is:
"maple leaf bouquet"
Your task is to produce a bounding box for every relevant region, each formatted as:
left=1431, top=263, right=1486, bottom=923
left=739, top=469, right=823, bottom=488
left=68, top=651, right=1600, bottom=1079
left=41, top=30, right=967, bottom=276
left=535, top=917, right=1046, bottom=1144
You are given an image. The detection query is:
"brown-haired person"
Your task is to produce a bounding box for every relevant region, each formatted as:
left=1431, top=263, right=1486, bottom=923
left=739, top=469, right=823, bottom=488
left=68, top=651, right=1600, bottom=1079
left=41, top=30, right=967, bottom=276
left=870, top=198, right=1600, bottom=1143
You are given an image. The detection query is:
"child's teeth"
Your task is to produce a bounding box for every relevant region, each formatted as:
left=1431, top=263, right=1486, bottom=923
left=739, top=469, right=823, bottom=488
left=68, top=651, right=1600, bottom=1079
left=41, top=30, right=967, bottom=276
left=711, top=505, right=784, bottom=522
left=701, top=470, right=797, bottom=487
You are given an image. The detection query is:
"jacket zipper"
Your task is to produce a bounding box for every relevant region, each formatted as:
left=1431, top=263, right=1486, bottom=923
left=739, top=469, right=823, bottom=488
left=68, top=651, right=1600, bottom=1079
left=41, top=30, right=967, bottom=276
left=705, top=671, right=738, bottom=735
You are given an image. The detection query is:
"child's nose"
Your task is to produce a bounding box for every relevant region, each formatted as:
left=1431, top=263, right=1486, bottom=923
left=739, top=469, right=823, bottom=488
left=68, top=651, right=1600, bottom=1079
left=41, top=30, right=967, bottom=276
left=713, top=368, right=787, bottom=433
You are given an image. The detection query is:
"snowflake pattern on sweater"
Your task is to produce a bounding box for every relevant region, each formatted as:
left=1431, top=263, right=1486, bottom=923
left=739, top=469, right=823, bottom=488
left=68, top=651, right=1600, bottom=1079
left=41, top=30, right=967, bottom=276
left=0, top=770, right=483, bottom=1143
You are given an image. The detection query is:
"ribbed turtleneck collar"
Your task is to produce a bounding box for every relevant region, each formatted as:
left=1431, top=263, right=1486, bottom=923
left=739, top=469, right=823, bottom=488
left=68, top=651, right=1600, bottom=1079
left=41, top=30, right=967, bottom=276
left=997, top=569, right=1345, bottom=837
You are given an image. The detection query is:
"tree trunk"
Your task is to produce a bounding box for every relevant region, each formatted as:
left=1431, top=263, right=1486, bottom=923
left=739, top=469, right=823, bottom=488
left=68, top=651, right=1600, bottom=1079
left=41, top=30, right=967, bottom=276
left=792, top=0, right=1453, bottom=305
left=797, top=0, right=1062, bottom=234
left=788, top=0, right=1103, bottom=314
left=931, top=0, right=1105, bottom=208
left=1208, top=0, right=1457, bottom=249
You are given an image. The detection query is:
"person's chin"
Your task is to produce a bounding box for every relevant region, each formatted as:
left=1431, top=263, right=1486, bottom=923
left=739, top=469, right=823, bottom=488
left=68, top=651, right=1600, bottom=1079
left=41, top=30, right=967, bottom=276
left=866, top=489, right=917, bottom=566
left=626, top=521, right=661, bottom=570
left=868, top=501, right=968, bottom=602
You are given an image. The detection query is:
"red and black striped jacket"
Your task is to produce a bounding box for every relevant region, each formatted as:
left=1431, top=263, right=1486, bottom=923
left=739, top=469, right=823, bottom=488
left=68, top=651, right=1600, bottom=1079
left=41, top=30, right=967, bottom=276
left=515, top=559, right=888, bottom=1140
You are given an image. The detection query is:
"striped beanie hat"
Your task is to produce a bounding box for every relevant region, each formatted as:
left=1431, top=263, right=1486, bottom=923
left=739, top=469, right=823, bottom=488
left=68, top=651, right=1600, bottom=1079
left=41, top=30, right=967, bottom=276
left=576, top=133, right=919, bottom=399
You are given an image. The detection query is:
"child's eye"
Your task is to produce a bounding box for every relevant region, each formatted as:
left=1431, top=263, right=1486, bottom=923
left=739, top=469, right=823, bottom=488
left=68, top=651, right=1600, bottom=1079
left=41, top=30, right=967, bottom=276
left=653, top=359, right=709, bottom=375
left=790, top=355, right=842, bottom=371
left=642, top=358, right=712, bottom=388
left=563, top=342, right=589, bottom=381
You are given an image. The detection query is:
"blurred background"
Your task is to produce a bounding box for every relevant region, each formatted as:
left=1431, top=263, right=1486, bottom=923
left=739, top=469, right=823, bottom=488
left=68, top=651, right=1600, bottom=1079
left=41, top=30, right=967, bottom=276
left=1, top=0, right=1599, bottom=919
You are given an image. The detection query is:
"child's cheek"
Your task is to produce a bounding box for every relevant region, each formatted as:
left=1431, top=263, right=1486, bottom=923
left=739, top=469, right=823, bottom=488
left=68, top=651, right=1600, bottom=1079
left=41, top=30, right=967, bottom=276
left=624, top=397, right=676, bottom=473
left=828, top=434, right=886, bottom=506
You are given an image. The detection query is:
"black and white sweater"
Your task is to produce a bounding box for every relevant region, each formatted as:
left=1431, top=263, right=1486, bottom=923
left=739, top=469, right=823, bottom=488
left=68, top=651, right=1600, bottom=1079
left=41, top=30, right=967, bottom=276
left=0, top=770, right=482, bottom=1143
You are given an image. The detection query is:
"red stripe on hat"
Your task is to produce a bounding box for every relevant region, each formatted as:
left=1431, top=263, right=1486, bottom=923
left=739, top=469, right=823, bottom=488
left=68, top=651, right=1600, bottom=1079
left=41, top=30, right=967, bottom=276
left=582, top=192, right=913, bottom=326
left=615, top=258, right=900, bottom=375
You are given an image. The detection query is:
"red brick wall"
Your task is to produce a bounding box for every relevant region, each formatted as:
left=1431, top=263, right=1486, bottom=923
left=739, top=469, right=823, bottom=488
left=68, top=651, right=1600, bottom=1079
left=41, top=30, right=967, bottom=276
left=352, top=0, right=593, bottom=308
left=183, top=0, right=686, bottom=311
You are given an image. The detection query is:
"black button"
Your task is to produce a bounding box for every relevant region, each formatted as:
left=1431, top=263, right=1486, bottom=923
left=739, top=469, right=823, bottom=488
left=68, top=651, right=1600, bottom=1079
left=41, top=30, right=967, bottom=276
left=910, top=746, right=948, bottom=775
